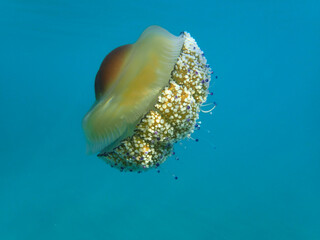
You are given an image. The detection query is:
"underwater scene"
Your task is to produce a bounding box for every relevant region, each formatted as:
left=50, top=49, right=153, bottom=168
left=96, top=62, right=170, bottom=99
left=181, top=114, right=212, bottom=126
left=0, top=0, right=319, bottom=239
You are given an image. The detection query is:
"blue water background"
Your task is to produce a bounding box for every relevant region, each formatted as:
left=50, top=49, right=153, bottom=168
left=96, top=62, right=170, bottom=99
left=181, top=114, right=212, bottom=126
left=0, top=0, right=319, bottom=239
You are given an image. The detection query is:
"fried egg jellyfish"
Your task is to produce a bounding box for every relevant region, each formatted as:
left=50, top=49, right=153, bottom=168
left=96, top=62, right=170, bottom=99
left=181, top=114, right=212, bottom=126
left=82, top=26, right=213, bottom=172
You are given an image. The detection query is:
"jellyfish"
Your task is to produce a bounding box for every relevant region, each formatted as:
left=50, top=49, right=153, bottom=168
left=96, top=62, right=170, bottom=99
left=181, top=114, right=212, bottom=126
left=82, top=25, right=213, bottom=172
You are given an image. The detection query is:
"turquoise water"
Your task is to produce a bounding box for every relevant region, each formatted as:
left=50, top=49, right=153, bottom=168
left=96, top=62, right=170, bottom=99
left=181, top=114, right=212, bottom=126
left=1, top=0, right=319, bottom=239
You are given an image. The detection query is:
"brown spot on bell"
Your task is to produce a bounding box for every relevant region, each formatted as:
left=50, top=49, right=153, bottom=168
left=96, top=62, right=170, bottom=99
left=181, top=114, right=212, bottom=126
left=95, top=44, right=132, bottom=100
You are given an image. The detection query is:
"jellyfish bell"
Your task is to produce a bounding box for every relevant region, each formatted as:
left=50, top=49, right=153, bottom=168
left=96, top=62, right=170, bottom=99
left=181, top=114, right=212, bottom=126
left=82, top=25, right=212, bottom=172
left=83, top=26, right=184, bottom=153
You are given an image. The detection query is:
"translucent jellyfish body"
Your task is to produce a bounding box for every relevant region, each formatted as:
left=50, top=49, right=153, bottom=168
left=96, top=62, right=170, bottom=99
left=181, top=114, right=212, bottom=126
left=82, top=26, right=212, bottom=172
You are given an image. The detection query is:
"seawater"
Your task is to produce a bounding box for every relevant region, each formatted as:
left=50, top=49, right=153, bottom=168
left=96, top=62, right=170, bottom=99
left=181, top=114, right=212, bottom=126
left=0, top=1, right=319, bottom=239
